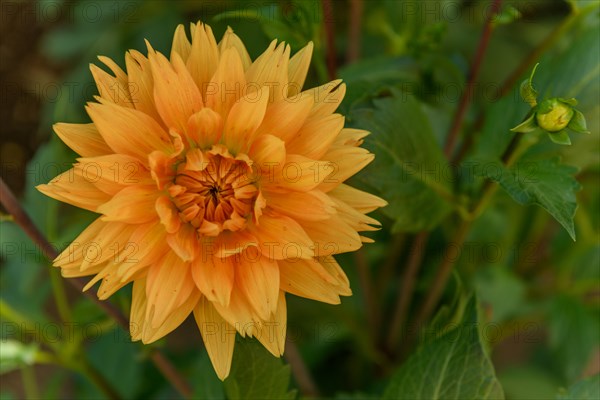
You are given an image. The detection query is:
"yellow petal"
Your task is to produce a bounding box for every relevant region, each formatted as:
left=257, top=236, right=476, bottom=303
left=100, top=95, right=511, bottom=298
left=248, top=134, right=286, bottom=178
left=205, top=48, right=246, bottom=119
left=148, top=49, right=203, bottom=134
left=191, top=254, right=235, bottom=307
left=194, top=296, right=236, bottom=380
left=223, top=86, right=270, bottom=152
left=245, top=41, right=290, bottom=103
left=90, top=63, right=133, bottom=108
left=249, top=213, right=314, bottom=260
left=264, top=190, right=335, bottom=221
left=53, top=123, right=111, bottom=157
left=187, top=108, right=224, bottom=148
left=54, top=218, right=106, bottom=268
left=125, top=50, right=162, bottom=122
left=97, top=184, right=159, bottom=224
left=166, top=223, right=198, bottom=262
left=279, top=258, right=341, bottom=304
left=236, top=254, right=279, bottom=320
left=218, top=27, right=251, bottom=70
left=86, top=101, right=171, bottom=163
left=186, top=22, right=219, bottom=99
left=37, top=169, right=110, bottom=212
left=253, top=93, right=314, bottom=143
left=286, top=113, right=345, bottom=159
left=302, top=80, right=345, bottom=118
left=328, top=184, right=387, bottom=212
left=318, top=146, right=375, bottom=192
left=170, top=24, right=192, bottom=62
left=287, top=42, right=313, bottom=96
left=300, top=215, right=362, bottom=255
left=265, top=155, right=332, bottom=192
left=73, top=154, right=150, bottom=195
left=254, top=292, right=287, bottom=357
left=155, top=195, right=181, bottom=233
left=146, top=252, right=195, bottom=328
left=117, top=223, right=169, bottom=282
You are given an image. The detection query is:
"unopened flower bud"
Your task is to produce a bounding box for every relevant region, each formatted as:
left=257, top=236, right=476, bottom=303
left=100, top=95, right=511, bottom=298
left=536, top=99, right=574, bottom=132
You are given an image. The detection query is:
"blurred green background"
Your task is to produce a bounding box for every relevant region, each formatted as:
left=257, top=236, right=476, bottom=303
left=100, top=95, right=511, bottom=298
left=1, top=0, right=598, bottom=399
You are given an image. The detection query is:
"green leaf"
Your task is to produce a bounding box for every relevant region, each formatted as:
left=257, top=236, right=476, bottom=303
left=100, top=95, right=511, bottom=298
left=548, top=131, right=572, bottom=145
left=483, top=158, right=580, bottom=240
left=192, top=352, right=225, bottom=400
left=383, top=296, right=504, bottom=400
left=548, top=296, right=599, bottom=383
left=0, top=340, right=39, bottom=374
left=557, top=374, right=600, bottom=400
left=519, top=63, right=539, bottom=107
left=350, top=91, right=453, bottom=232
left=568, top=110, right=590, bottom=133
left=224, top=339, right=296, bottom=400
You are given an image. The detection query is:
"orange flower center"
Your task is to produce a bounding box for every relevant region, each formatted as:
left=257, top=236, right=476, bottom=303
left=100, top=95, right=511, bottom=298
left=167, top=147, right=258, bottom=235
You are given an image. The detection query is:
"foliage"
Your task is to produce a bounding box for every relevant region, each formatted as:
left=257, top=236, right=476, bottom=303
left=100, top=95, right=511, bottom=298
left=1, top=0, right=599, bottom=399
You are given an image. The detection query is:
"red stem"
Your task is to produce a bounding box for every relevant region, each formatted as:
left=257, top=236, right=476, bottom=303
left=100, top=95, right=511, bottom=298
left=322, top=0, right=337, bottom=79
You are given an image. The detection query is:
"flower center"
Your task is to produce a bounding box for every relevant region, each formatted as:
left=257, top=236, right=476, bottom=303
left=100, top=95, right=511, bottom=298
left=168, top=146, right=258, bottom=235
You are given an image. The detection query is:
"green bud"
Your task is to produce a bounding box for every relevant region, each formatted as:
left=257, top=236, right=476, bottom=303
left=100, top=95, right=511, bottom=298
left=536, top=99, right=574, bottom=132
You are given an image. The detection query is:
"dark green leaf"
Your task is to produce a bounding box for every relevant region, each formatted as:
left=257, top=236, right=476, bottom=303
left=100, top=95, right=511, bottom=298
left=383, top=296, right=504, bottom=400
left=224, top=339, right=296, bottom=400
left=483, top=158, right=580, bottom=240
left=351, top=91, right=453, bottom=232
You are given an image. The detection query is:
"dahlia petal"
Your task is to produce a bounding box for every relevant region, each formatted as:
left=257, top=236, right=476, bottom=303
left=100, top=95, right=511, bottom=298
left=187, top=108, right=224, bottom=148
left=149, top=150, right=176, bottom=190
left=249, top=213, right=314, bottom=259
left=330, top=196, right=382, bottom=233
left=191, top=255, right=234, bottom=307
left=86, top=102, right=171, bottom=163
left=37, top=169, right=110, bottom=212
left=218, top=27, right=252, bottom=70
left=167, top=223, right=198, bottom=262
left=248, top=134, right=286, bottom=175
left=53, top=123, right=111, bottom=157
left=318, top=146, right=375, bottom=192
left=125, top=50, right=162, bottom=122
left=328, top=184, right=388, bottom=212
left=213, top=230, right=258, bottom=258
left=334, top=128, right=370, bottom=147
left=212, top=285, right=259, bottom=337
left=131, top=278, right=201, bottom=343
left=146, top=252, right=195, bottom=328
left=223, top=86, right=270, bottom=152
left=155, top=196, right=181, bottom=233
left=117, top=223, right=169, bottom=282
left=97, top=184, right=159, bottom=224
left=300, top=215, right=362, bottom=255
left=149, top=50, right=204, bottom=133
left=170, top=24, right=192, bottom=62
left=279, top=258, right=342, bottom=304
left=186, top=22, right=219, bottom=98
left=236, top=253, right=279, bottom=320
left=90, top=63, right=133, bottom=108
left=79, top=222, right=137, bottom=272
left=286, top=113, right=345, bottom=159
left=73, top=154, right=149, bottom=195
left=266, top=155, right=332, bottom=192
left=319, top=255, right=351, bottom=293
left=54, top=218, right=107, bottom=268
left=302, top=80, right=345, bottom=117
left=287, top=42, right=313, bottom=96
left=245, top=41, right=290, bottom=103
left=264, top=190, right=336, bottom=221
left=206, top=48, right=246, bottom=119
left=254, top=292, right=287, bottom=357
left=194, top=296, right=236, bottom=380
left=253, top=93, right=314, bottom=142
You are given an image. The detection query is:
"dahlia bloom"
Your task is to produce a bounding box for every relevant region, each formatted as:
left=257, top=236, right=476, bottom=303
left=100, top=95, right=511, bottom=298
left=38, top=22, right=386, bottom=379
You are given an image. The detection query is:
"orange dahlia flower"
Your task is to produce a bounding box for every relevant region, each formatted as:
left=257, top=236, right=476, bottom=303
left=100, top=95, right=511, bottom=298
left=38, top=22, right=386, bottom=379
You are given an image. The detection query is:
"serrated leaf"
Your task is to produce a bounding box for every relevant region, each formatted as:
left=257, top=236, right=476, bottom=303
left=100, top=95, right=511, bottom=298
left=383, top=296, right=504, bottom=400
left=557, top=374, right=600, bottom=400
left=224, top=339, right=296, bottom=400
left=351, top=91, right=452, bottom=232
left=483, top=158, right=580, bottom=240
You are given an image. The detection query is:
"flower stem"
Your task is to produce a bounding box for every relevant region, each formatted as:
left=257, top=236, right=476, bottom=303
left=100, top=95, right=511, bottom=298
left=386, top=232, right=429, bottom=353
left=443, top=0, right=504, bottom=158
left=77, top=358, right=123, bottom=400
left=321, top=0, right=337, bottom=79
left=0, top=177, right=193, bottom=399
left=346, top=0, right=363, bottom=63
left=284, top=337, right=320, bottom=397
